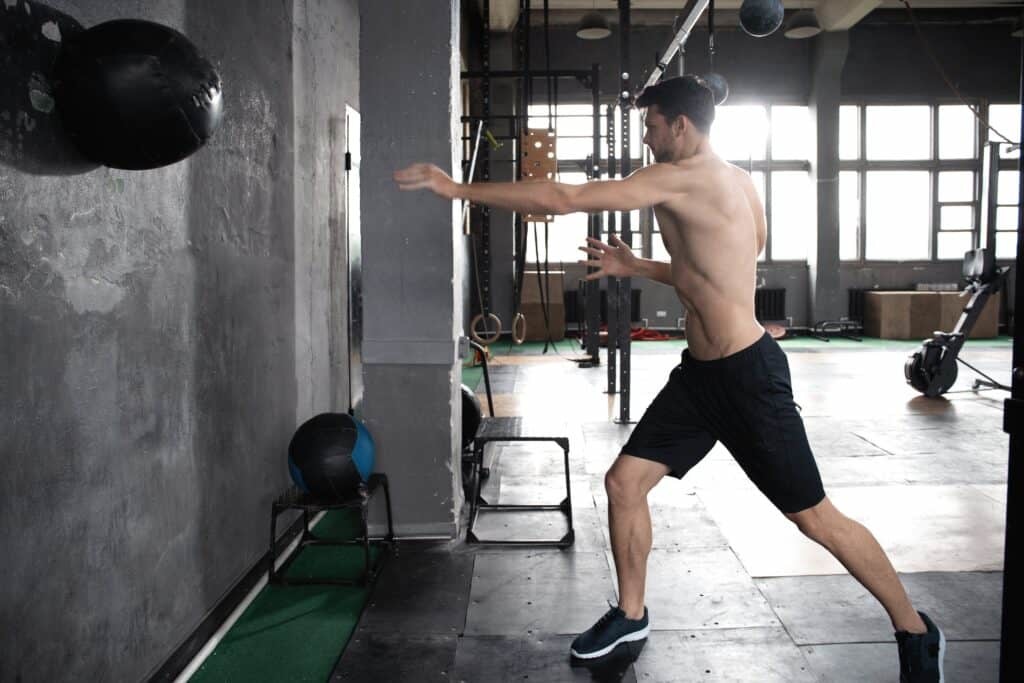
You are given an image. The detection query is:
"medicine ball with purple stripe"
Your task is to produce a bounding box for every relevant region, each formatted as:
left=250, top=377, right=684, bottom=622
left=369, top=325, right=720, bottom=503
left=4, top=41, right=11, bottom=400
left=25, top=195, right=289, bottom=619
left=288, top=413, right=375, bottom=499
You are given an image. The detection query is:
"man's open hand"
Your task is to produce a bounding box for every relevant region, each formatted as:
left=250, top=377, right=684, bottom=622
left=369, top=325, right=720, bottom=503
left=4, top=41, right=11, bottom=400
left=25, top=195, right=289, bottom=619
left=394, top=163, right=458, bottom=199
left=578, top=235, right=638, bottom=281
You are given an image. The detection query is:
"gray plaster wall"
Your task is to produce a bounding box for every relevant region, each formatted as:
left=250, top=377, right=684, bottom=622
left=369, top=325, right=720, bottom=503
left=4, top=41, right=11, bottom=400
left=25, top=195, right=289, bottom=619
left=0, top=0, right=359, bottom=680
left=360, top=0, right=464, bottom=538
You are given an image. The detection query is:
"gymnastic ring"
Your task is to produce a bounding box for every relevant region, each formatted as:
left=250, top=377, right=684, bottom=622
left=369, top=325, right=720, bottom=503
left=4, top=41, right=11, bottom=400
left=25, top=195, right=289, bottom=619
left=511, top=312, right=527, bottom=345
left=470, top=312, right=502, bottom=345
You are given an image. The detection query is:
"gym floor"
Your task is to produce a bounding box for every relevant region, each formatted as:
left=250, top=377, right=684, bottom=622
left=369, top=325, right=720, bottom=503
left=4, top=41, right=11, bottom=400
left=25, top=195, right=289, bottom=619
left=334, top=337, right=1008, bottom=682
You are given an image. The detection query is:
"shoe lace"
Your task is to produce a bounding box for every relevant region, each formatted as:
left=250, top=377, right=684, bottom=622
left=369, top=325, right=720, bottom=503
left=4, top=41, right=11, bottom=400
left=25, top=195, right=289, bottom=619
left=595, top=600, right=620, bottom=628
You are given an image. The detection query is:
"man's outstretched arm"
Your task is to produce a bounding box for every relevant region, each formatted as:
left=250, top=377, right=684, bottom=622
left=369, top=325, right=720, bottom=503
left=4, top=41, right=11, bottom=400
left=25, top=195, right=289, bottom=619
left=394, top=162, right=678, bottom=216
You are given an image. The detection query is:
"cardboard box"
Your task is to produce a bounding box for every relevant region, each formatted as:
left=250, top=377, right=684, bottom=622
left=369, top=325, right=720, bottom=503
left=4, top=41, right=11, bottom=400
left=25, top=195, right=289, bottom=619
left=863, top=292, right=941, bottom=340
left=521, top=271, right=566, bottom=341
left=864, top=290, right=1002, bottom=339
left=520, top=303, right=565, bottom=341
left=937, top=290, right=1000, bottom=338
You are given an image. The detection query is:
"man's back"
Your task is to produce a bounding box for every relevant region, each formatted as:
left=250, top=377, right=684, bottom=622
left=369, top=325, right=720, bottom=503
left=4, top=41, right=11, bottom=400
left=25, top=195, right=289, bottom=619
left=651, top=152, right=766, bottom=360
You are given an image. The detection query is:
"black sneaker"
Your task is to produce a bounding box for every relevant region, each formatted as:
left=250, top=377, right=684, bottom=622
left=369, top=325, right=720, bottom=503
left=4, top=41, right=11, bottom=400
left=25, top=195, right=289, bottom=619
left=896, top=611, right=945, bottom=682
left=570, top=604, right=650, bottom=660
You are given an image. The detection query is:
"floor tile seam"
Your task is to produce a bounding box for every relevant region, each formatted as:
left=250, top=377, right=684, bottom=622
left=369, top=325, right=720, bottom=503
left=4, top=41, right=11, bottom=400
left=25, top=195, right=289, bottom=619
left=798, top=637, right=1001, bottom=647
left=753, top=569, right=1004, bottom=579
left=848, top=433, right=896, bottom=455
left=739, top=543, right=812, bottom=656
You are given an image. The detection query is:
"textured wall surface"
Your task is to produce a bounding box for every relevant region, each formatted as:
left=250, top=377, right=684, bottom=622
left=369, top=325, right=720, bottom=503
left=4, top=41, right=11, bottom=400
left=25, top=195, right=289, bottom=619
left=0, top=0, right=359, bottom=679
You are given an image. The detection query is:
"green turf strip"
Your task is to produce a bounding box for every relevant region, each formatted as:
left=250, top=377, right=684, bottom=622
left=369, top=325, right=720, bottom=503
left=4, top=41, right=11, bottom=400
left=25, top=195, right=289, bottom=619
left=190, top=509, right=380, bottom=683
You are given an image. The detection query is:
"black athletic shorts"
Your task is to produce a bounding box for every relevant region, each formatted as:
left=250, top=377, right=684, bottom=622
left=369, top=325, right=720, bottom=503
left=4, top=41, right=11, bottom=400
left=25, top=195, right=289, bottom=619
left=621, top=331, right=826, bottom=514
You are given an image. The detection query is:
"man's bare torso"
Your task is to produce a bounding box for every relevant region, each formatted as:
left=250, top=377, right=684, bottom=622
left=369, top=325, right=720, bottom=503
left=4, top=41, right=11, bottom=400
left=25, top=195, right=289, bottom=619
left=650, top=152, right=766, bottom=360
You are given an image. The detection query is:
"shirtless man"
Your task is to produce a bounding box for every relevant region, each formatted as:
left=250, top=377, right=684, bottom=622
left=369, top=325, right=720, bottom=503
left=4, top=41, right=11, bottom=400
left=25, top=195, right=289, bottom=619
left=394, top=75, right=944, bottom=682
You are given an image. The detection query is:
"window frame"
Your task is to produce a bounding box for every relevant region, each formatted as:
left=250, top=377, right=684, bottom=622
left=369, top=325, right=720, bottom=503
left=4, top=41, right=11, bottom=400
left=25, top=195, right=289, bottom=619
left=839, top=99, right=987, bottom=263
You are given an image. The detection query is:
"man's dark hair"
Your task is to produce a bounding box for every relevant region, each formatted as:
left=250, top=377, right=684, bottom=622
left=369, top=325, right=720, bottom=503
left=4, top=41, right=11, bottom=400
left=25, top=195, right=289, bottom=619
left=635, top=75, right=715, bottom=134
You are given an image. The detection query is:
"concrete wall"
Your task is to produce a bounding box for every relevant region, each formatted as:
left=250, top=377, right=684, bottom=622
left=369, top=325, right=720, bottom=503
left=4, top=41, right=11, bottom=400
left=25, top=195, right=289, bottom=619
left=0, top=0, right=359, bottom=680
left=360, top=0, right=464, bottom=538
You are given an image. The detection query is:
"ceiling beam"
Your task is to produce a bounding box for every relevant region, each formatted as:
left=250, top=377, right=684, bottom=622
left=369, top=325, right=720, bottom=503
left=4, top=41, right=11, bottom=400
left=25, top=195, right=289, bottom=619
left=815, top=0, right=883, bottom=30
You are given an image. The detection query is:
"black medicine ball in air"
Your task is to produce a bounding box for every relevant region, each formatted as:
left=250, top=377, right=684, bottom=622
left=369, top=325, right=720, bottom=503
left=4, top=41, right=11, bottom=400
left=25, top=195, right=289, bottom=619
left=54, top=19, right=223, bottom=170
left=739, top=0, right=785, bottom=37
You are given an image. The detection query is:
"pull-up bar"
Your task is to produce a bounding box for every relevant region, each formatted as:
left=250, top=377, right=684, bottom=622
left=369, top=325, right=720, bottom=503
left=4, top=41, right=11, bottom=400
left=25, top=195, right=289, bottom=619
left=643, top=0, right=711, bottom=89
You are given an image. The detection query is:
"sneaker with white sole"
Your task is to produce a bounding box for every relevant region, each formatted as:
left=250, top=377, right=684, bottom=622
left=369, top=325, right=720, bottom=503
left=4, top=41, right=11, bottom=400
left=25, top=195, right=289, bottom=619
left=570, top=604, right=650, bottom=660
left=896, top=611, right=945, bottom=682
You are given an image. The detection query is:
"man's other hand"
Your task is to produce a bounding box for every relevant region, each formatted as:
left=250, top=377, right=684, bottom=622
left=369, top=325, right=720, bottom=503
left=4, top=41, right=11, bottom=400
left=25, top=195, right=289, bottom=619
left=578, top=235, right=638, bottom=281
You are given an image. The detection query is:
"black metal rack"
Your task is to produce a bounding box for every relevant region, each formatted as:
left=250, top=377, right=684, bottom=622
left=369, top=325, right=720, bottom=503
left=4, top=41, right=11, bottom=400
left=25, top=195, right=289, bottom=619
left=268, top=473, right=395, bottom=586
left=465, top=417, right=573, bottom=548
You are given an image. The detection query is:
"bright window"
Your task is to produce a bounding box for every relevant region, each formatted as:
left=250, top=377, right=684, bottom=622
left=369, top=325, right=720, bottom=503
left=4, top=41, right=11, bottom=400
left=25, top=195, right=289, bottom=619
left=839, top=171, right=860, bottom=260
left=938, top=171, right=974, bottom=203
left=940, top=205, right=973, bottom=231
left=988, top=104, right=1021, bottom=159
left=751, top=171, right=766, bottom=262
left=994, top=167, right=1019, bottom=260
left=840, top=105, right=859, bottom=160
left=997, top=170, right=1019, bottom=205
left=865, top=171, right=931, bottom=260
left=995, top=232, right=1017, bottom=258
left=938, top=105, right=976, bottom=159
left=528, top=105, right=607, bottom=162
left=534, top=172, right=589, bottom=263
left=712, top=105, right=768, bottom=161
left=938, top=232, right=973, bottom=260
left=771, top=172, right=813, bottom=260
left=771, top=106, right=811, bottom=160
left=866, top=106, right=931, bottom=160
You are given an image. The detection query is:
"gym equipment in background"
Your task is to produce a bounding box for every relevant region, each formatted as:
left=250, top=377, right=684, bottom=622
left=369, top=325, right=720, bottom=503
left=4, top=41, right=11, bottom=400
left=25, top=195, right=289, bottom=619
left=54, top=19, right=223, bottom=170
left=288, top=413, right=375, bottom=499
left=702, top=0, right=729, bottom=105
left=904, top=248, right=1011, bottom=397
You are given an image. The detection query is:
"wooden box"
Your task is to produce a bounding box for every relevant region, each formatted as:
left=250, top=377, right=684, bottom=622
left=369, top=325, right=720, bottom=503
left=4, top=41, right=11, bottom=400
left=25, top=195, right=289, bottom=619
left=863, top=292, right=941, bottom=340
left=521, top=270, right=565, bottom=341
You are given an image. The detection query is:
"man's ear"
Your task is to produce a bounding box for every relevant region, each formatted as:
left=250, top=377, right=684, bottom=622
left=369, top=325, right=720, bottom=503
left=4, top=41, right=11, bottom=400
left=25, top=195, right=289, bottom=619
left=673, top=115, right=688, bottom=137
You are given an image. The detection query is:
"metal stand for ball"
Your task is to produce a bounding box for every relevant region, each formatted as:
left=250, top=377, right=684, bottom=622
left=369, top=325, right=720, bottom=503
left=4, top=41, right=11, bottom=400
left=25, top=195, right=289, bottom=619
left=267, top=473, right=395, bottom=586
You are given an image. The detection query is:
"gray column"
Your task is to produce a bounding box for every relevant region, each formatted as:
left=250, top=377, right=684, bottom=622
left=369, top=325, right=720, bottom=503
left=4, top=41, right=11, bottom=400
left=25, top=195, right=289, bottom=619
left=808, top=31, right=849, bottom=323
left=360, top=0, right=464, bottom=537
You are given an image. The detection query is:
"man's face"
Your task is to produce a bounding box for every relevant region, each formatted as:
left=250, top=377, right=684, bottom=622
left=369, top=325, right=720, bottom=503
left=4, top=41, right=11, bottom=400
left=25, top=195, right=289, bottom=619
left=642, top=105, right=677, bottom=163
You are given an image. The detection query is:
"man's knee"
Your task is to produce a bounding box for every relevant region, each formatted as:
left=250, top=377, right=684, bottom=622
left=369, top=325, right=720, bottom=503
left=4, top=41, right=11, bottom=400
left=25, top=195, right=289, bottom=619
left=605, top=466, right=646, bottom=507
left=786, top=496, right=842, bottom=545
left=605, top=454, right=669, bottom=506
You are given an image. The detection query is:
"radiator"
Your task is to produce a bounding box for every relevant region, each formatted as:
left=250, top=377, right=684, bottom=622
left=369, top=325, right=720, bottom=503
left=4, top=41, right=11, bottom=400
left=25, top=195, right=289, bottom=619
left=847, top=289, right=867, bottom=322
left=754, top=288, right=786, bottom=321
